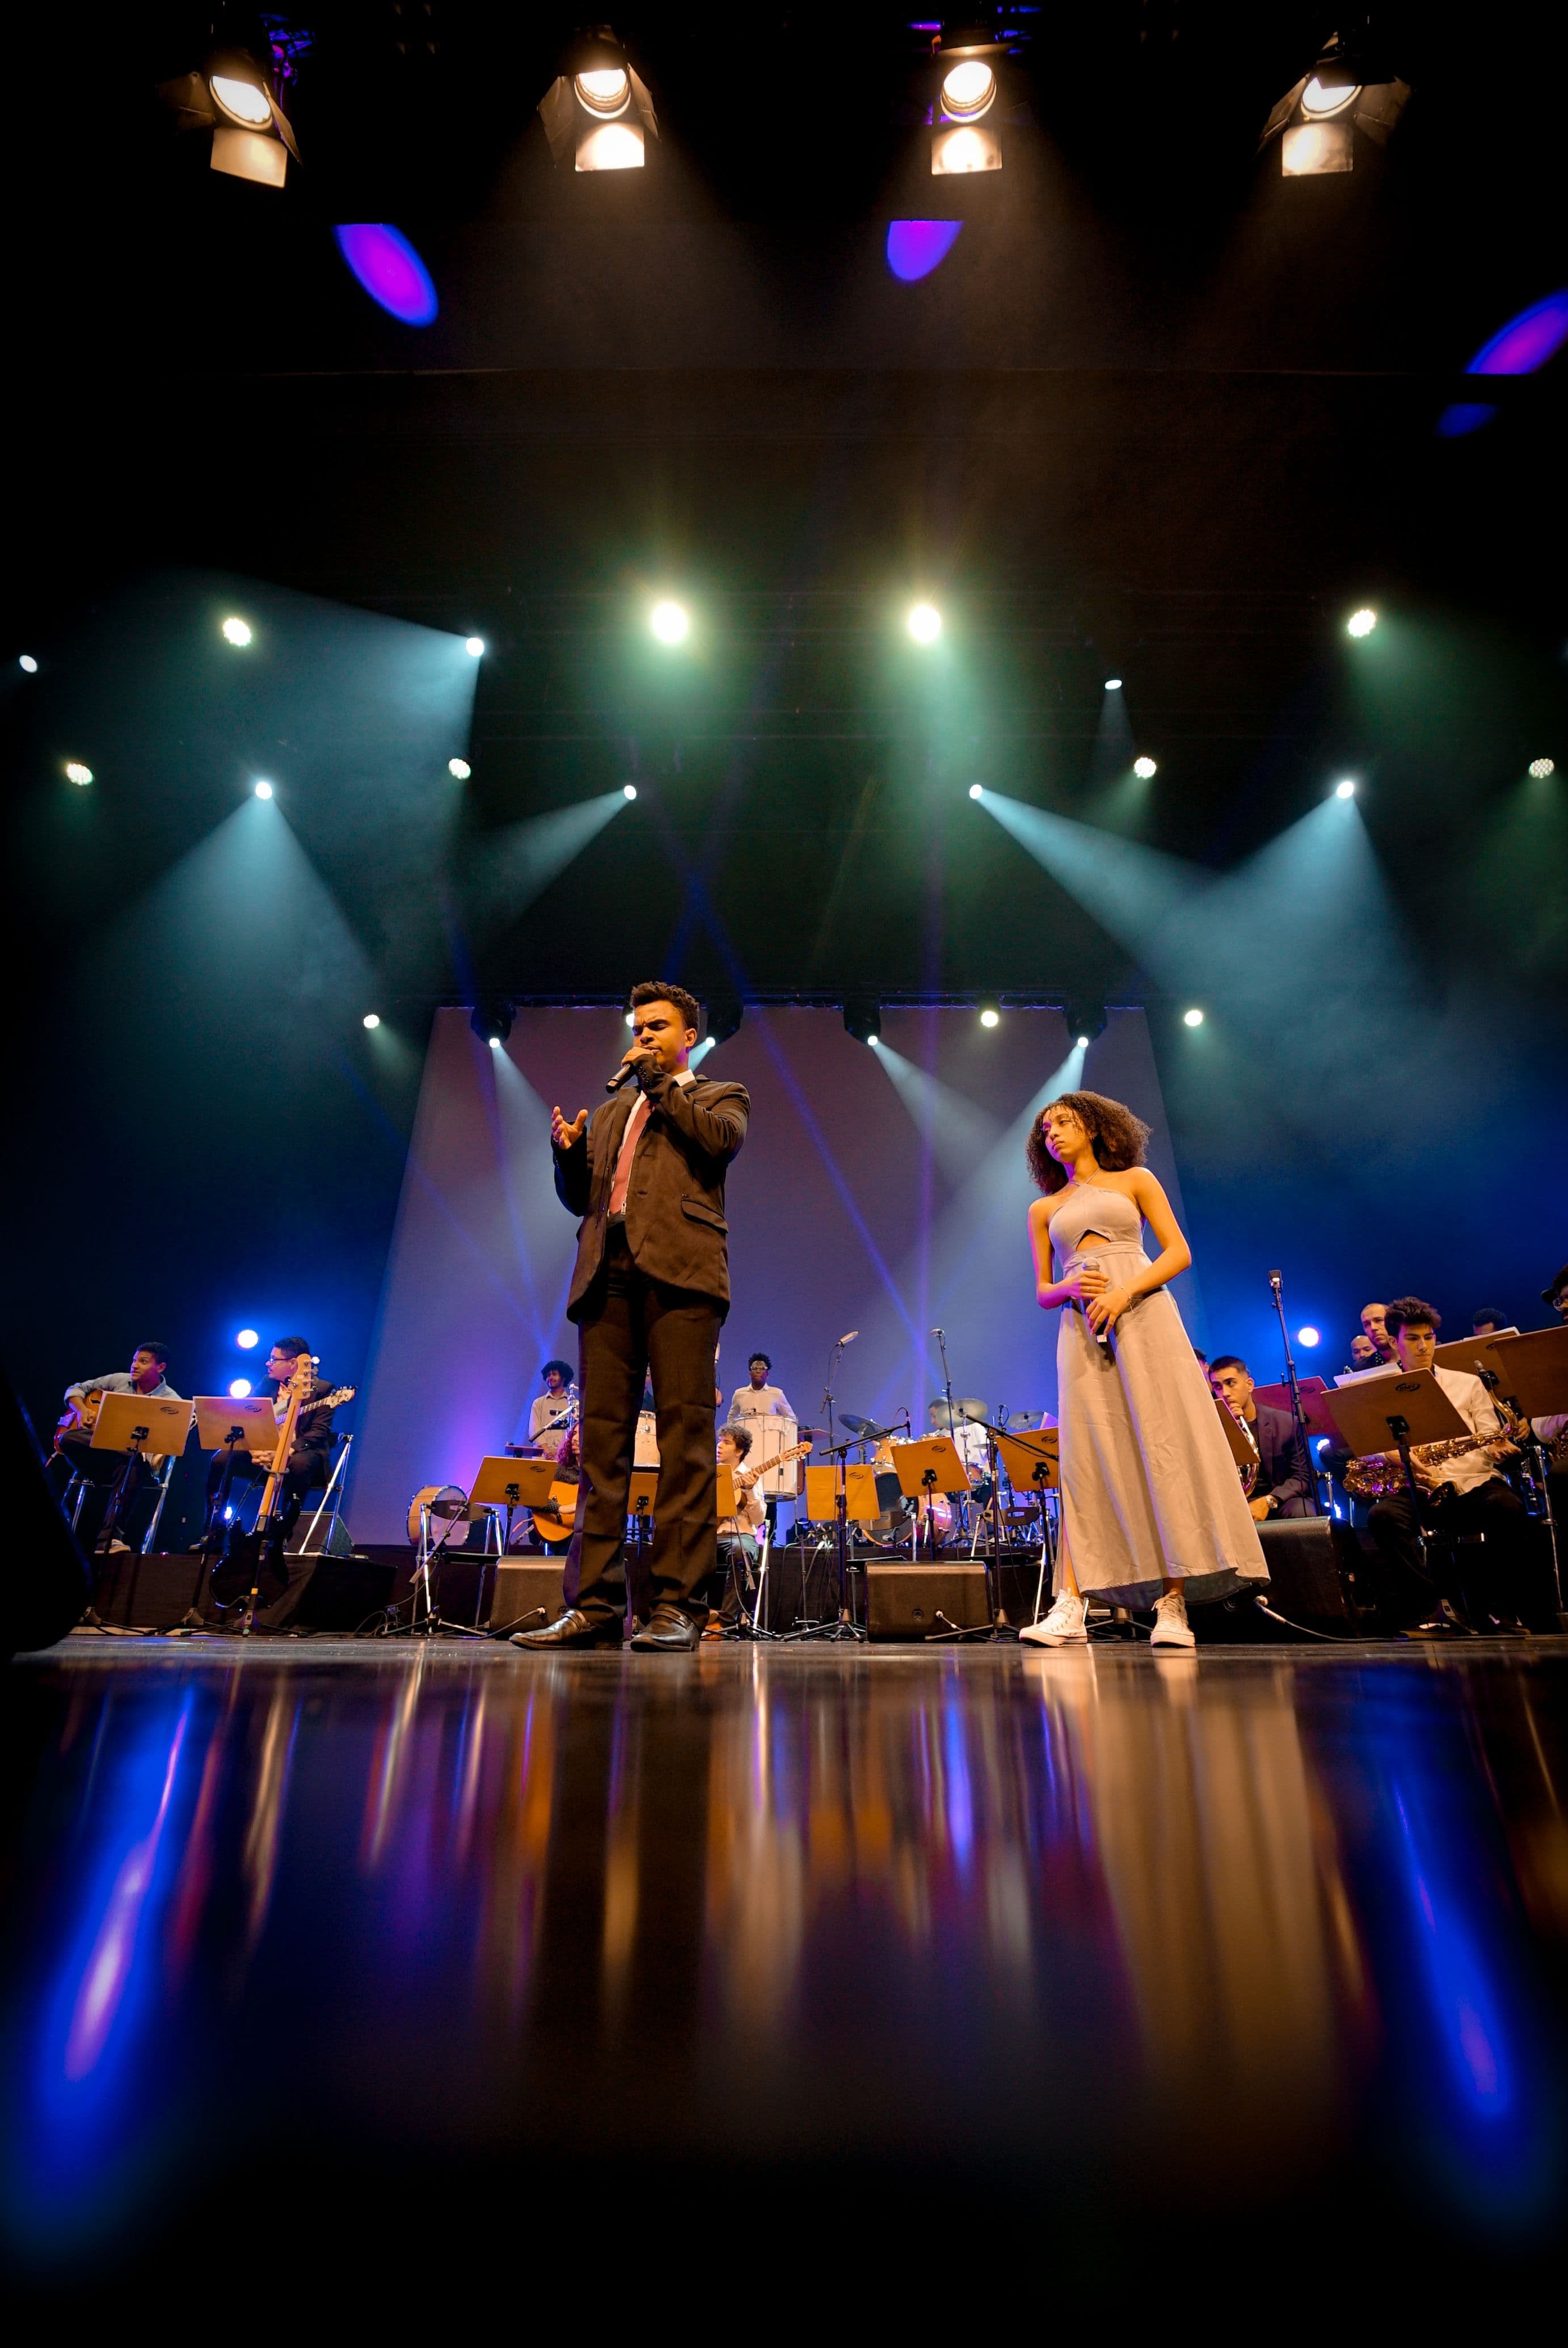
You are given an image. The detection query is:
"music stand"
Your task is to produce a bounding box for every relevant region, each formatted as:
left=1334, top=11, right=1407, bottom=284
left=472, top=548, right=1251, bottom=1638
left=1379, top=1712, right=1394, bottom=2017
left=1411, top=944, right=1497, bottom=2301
left=887, top=1436, right=970, bottom=1562
left=1486, top=1327, right=1568, bottom=1622
left=91, top=1392, right=194, bottom=1556
left=995, top=1428, right=1060, bottom=1622
left=803, top=1463, right=881, bottom=1524
left=1434, top=1332, right=1520, bottom=1375
left=1212, top=1394, right=1258, bottom=1480
left=1323, top=1373, right=1469, bottom=1524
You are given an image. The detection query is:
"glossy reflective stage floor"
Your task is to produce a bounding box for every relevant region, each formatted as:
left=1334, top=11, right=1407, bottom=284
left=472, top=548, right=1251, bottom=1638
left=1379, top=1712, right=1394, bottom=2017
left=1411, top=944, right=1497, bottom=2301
left=5, top=1636, right=1568, bottom=2308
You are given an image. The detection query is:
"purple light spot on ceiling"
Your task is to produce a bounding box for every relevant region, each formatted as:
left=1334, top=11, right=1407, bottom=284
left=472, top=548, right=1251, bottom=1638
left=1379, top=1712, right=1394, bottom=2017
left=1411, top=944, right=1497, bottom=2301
left=334, top=224, right=439, bottom=326
left=1436, top=402, right=1499, bottom=438
left=886, top=220, right=963, bottom=284
left=1466, top=289, right=1568, bottom=376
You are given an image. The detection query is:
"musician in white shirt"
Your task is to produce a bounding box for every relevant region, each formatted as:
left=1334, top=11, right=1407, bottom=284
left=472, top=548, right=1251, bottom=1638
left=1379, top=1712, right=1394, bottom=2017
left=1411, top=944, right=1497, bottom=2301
left=1362, top=1297, right=1527, bottom=1635
left=528, top=1360, right=578, bottom=1459
left=727, top=1353, right=794, bottom=1425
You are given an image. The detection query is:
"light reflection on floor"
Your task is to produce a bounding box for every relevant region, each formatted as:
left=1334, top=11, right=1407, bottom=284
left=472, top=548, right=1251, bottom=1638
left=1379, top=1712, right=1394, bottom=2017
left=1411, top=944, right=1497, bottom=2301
left=3, top=1640, right=1567, bottom=2295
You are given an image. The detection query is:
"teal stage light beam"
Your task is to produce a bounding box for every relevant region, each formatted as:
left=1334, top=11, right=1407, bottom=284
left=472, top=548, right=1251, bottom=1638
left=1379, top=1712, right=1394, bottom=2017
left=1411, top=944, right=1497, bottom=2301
left=870, top=1038, right=1004, bottom=1188
left=458, top=787, right=633, bottom=940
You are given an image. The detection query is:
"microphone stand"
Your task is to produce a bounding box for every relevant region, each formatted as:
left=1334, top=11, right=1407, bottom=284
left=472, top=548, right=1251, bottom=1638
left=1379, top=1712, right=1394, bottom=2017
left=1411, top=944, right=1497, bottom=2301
left=1268, top=1269, right=1323, bottom=1517
left=821, top=1336, right=856, bottom=1635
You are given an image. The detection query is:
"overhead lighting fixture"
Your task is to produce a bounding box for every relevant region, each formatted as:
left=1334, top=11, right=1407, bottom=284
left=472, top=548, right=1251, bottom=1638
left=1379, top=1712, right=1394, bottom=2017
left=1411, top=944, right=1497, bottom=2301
left=1182, top=1008, right=1204, bottom=1028
left=907, top=602, right=942, bottom=644
left=465, top=637, right=486, bottom=658
left=1065, top=999, right=1107, bottom=1047
left=844, top=998, right=882, bottom=1047
left=254, top=780, right=273, bottom=800
left=159, top=48, right=301, bottom=190
left=363, top=1013, right=381, bottom=1030
left=1132, top=756, right=1157, bottom=780
left=1346, top=607, right=1377, bottom=637
left=1529, top=757, right=1556, bottom=779
left=471, top=998, right=514, bottom=1047
left=65, top=763, right=92, bottom=786
left=967, top=782, right=983, bottom=800
left=705, top=994, right=744, bottom=1049
left=539, top=29, right=658, bottom=173
left=979, top=1005, right=1000, bottom=1029
left=222, top=616, right=252, bottom=646
left=1297, top=1326, right=1322, bottom=1349
left=448, top=758, right=471, bottom=780
left=229, top=1378, right=253, bottom=1399
left=235, top=1329, right=259, bottom=1350
left=20, top=654, right=39, bottom=672
left=650, top=601, right=689, bottom=645
left=1260, top=30, right=1409, bottom=178
left=1105, top=676, right=1123, bottom=691
left=929, top=35, right=1006, bottom=176
left=1334, top=779, right=1356, bottom=800
left=623, top=782, right=638, bottom=800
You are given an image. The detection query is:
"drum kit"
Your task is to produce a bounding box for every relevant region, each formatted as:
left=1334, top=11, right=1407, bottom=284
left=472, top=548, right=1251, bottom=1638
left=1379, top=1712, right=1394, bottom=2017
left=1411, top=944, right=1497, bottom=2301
left=819, top=1402, right=1059, bottom=1557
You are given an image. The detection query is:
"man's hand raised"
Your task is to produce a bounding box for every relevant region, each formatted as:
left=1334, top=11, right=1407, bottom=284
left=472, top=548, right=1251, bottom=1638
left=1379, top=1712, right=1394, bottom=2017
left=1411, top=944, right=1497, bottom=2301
left=551, top=1106, right=589, bottom=1152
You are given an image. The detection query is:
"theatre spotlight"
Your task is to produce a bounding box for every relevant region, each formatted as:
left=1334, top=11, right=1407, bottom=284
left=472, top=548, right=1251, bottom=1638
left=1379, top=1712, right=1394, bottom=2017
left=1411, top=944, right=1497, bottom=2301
left=844, top=998, right=882, bottom=1047
left=539, top=28, right=658, bottom=174
left=1132, top=756, right=1157, bottom=780
left=1346, top=607, right=1377, bottom=637
left=159, top=47, right=301, bottom=189
left=235, top=1329, right=259, bottom=1349
left=254, top=780, right=273, bottom=800
left=907, top=603, right=942, bottom=644
left=705, top=993, right=744, bottom=1048
left=967, top=782, right=983, bottom=800
left=1182, top=1008, right=1204, bottom=1028
left=1529, top=757, right=1555, bottom=779
left=623, top=782, right=638, bottom=800
left=1334, top=778, right=1356, bottom=800
left=448, top=758, right=471, bottom=780
left=1105, top=676, right=1123, bottom=691
left=229, top=1378, right=253, bottom=1399
left=465, top=637, right=486, bottom=658
left=363, top=1013, right=381, bottom=1030
left=65, top=763, right=92, bottom=785
left=222, top=616, right=252, bottom=646
left=471, top=998, right=514, bottom=1047
left=19, top=655, right=37, bottom=672
left=650, top=601, right=689, bottom=645
left=1064, top=999, right=1107, bottom=1047
left=1297, top=1326, right=1321, bottom=1349
left=930, top=33, right=1006, bottom=176
left=979, top=1005, right=1000, bottom=1029
left=1259, top=29, right=1409, bottom=177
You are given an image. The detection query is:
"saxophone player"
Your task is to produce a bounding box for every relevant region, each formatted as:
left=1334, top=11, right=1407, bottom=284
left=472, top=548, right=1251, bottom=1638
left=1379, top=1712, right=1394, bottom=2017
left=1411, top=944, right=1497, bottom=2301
left=1359, top=1297, right=1528, bottom=1636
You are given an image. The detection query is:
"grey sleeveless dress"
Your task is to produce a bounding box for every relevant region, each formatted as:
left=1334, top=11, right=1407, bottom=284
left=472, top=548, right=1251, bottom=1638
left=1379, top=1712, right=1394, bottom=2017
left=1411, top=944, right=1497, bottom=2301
left=1049, top=1183, right=1269, bottom=1608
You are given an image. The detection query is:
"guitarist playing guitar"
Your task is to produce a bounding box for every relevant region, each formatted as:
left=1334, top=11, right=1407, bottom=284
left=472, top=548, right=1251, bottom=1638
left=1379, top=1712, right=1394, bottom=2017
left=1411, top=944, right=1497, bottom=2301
left=204, top=1340, right=353, bottom=1596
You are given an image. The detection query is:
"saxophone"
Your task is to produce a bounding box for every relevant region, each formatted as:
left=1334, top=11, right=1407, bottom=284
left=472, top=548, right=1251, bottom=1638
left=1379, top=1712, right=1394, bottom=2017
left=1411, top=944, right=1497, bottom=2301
left=1344, top=1430, right=1512, bottom=1501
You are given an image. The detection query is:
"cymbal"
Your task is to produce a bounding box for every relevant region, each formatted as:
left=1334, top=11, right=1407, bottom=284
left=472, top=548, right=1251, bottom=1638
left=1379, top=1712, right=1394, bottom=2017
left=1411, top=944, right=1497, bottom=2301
left=840, top=1412, right=893, bottom=1439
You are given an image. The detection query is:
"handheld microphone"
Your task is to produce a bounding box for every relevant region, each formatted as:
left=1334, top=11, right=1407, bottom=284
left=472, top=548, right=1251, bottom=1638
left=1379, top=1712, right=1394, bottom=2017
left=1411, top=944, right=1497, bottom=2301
left=606, top=1058, right=646, bottom=1095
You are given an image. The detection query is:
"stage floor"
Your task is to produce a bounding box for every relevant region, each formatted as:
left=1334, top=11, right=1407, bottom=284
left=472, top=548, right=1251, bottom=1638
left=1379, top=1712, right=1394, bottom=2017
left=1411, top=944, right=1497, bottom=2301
left=6, top=1635, right=1568, bottom=2307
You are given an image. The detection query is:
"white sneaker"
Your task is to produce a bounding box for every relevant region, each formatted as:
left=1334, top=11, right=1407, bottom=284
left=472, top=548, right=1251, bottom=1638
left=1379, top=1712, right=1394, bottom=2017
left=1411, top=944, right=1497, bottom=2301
left=1150, top=1588, right=1195, bottom=1650
left=1020, top=1592, right=1088, bottom=1647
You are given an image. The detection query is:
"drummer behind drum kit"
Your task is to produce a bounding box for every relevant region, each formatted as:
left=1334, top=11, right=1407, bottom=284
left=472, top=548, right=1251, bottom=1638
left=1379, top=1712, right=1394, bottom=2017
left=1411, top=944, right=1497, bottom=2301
left=824, top=1400, right=1059, bottom=1558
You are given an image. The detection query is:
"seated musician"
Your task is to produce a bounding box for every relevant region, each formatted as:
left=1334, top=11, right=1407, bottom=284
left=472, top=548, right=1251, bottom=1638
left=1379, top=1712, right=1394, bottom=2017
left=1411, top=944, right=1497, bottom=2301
left=1346, top=1333, right=1377, bottom=1370
left=706, top=1424, right=766, bottom=1635
left=1208, top=1356, right=1313, bottom=1521
left=1358, top=1297, right=1527, bottom=1636
left=1359, top=1302, right=1400, bottom=1366
left=203, top=1338, right=339, bottom=1542
left=52, top=1343, right=180, bottom=1547
left=1472, top=1306, right=1510, bottom=1337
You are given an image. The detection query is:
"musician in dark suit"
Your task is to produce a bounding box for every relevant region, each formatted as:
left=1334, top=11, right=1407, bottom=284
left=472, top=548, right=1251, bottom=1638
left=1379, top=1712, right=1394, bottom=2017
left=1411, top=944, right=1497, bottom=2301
left=201, top=1337, right=339, bottom=1543
left=1208, top=1356, right=1313, bottom=1518
left=512, top=982, right=749, bottom=1653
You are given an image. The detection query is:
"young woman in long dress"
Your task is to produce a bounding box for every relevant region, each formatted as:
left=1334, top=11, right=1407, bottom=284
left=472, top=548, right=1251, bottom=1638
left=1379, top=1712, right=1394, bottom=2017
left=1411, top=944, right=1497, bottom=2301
left=1020, top=1091, right=1268, bottom=1650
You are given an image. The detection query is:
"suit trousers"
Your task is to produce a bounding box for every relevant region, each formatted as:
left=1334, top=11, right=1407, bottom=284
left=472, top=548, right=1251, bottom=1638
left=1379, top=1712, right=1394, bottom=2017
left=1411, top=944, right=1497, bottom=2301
left=566, top=1225, right=721, bottom=1625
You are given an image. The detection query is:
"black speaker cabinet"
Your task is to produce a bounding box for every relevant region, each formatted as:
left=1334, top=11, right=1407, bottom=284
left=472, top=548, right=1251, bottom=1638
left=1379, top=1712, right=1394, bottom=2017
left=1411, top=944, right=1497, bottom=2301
left=488, top=1560, right=565, bottom=1634
left=865, top=1563, right=991, bottom=1640
left=1255, top=1518, right=1363, bottom=1625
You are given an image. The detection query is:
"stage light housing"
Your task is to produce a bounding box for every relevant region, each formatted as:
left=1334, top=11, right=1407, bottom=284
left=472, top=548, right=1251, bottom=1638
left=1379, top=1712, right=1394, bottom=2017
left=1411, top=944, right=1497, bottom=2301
left=1133, top=755, right=1157, bottom=779
left=448, top=758, right=471, bottom=780
left=705, top=994, right=744, bottom=1048
left=158, top=48, right=301, bottom=190
left=363, top=1013, right=381, bottom=1030
left=979, top=1005, right=1000, bottom=1029
left=539, top=30, right=658, bottom=173
left=471, top=998, right=514, bottom=1047
left=235, top=1329, right=258, bottom=1350
left=650, top=601, right=689, bottom=645
left=1105, top=676, right=1123, bottom=691
left=1064, top=999, right=1107, bottom=1047
left=254, top=780, right=273, bottom=800
left=229, top=1378, right=253, bottom=1399
left=1529, top=757, right=1555, bottom=779
left=65, top=763, right=92, bottom=785
left=465, top=637, right=486, bottom=658
left=1182, top=1008, right=1204, bottom=1028
left=222, top=616, right=252, bottom=646
left=623, top=782, right=638, bottom=800
left=907, top=602, right=942, bottom=644
left=930, top=35, right=1008, bottom=175
left=1335, top=779, right=1356, bottom=800
left=844, top=998, right=882, bottom=1047
left=967, top=782, right=983, bottom=800
left=1346, top=607, right=1377, bottom=637
left=1297, top=1326, right=1321, bottom=1349
left=19, top=655, right=37, bottom=673
left=1259, top=31, right=1409, bottom=177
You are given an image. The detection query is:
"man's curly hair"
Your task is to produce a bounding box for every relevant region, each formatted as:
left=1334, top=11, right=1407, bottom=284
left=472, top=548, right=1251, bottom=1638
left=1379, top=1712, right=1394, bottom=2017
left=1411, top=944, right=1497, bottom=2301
left=1026, top=1091, right=1151, bottom=1195
left=1385, top=1296, right=1441, bottom=1338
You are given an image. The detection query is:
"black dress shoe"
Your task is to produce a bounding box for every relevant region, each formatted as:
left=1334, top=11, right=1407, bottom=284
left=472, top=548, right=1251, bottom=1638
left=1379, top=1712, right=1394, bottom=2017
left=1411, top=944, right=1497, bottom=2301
left=509, top=1608, right=623, bottom=1650
left=629, top=1604, right=705, bottom=1652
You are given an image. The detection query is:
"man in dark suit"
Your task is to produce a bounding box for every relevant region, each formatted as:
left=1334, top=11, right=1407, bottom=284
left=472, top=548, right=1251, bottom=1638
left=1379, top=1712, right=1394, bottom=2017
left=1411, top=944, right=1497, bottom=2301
left=512, top=981, right=749, bottom=1653
left=1208, top=1355, right=1314, bottom=1519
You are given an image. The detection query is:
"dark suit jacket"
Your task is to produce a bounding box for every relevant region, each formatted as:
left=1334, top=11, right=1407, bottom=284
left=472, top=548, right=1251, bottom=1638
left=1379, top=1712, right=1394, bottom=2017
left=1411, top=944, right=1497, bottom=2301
left=1252, top=1402, right=1310, bottom=1513
left=554, top=1068, right=749, bottom=1319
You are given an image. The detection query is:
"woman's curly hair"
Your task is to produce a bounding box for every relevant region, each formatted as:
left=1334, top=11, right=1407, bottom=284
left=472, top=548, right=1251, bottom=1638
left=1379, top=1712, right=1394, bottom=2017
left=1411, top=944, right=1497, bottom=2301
left=1026, top=1091, right=1151, bottom=1195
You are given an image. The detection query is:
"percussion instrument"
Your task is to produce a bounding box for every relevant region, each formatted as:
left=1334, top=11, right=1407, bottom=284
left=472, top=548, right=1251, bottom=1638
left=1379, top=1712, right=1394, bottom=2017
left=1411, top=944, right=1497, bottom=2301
left=634, top=1408, right=659, bottom=1468
left=406, top=1485, right=477, bottom=1548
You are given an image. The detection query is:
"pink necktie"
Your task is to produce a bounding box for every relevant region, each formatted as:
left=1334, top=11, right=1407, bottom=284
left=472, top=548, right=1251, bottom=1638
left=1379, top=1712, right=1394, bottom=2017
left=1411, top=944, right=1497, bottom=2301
left=608, top=1093, right=650, bottom=1216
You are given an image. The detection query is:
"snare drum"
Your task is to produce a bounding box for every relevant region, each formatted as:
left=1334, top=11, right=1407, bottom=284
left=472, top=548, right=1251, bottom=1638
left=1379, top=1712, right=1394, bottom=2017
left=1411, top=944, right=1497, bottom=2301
left=407, top=1484, right=473, bottom=1547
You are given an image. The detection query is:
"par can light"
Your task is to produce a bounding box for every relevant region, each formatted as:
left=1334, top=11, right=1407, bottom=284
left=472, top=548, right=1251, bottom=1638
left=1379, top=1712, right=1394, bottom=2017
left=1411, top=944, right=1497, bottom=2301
left=448, top=758, right=471, bottom=780
left=907, top=603, right=942, bottom=644
left=235, top=1329, right=258, bottom=1349
left=940, top=61, right=996, bottom=120
left=19, top=654, right=37, bottom=672
left=222, top=616, right=252, bottom=646
left=465, top=637, right=486, bottom=658
left=229, top=1378, right=253, bottom=1399
left=967, top=782, right=983, bottom=800
left=1132, top=756, right=1157, bottom=780
left=623, top=783, right=638, bottom=800
left=210, top=73, right=272, bottom=126
left=1529, top=757, right=1555, bottom=779
left=254, top=780, right=273, bottom=800
left=1346, top=607, right=1377, bottom=638
left=1182, top=1008, right=1204, bottom=1028
left=363, top=1014, right=381, bottom=1030
left=1335, top=779, right=1357, bottom=800
left=650, top=601, right=689, bottom=644
left=66, top=763, right=92, bottom=785
left=979, top=1007, right=1000, bottom=1029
